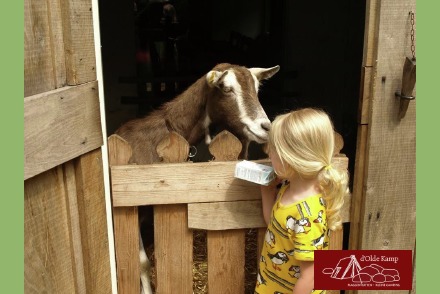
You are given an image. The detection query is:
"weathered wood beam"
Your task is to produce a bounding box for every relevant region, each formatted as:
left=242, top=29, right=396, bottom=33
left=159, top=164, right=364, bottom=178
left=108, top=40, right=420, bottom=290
left=24, top=81, right=103, bottom=180
left=111, top=157, right=349, bottom=207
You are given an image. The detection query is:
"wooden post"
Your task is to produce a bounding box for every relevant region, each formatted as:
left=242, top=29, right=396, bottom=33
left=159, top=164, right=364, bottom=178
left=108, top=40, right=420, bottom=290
left=348, top=1, right=417, bottom=293
left=108, top=135, right=140, bottom=294
left=74, top=150, right=113, bottom=293
left=154, top=131, right=194, bottom=294
left=207, top=131, right=246, bottom=294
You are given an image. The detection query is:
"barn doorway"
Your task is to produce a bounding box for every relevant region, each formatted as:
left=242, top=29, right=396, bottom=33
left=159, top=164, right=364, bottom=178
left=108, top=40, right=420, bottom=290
left=99, top=0, right=365, bottom=179
left=99, top=1, right=365, bottom=292
left=99, top=0, right=365, bottom=246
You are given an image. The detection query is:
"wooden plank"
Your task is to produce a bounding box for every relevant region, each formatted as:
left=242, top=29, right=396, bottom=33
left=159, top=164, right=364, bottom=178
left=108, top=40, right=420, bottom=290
left=329, top=228, right=344, bottom=251
left=188, top=200, right=266, bottom=230
left=74, top=149, right=112, bottom=293
left=188, top=195, right=351, bottom=231
left=154, top=205, right=193, bottom=293
left=411, top=242, right=416, bottom=294
left=112, top=161, right=261, bottom=206
left=358, top=66, right=373, bottom=125
left=111, top=157, right=349, bottom=206
left=113, top=208, right=140, bottom=294
left=24, top=81, right=103, bottom=180
left=326, top=229, right=343, bottom=294
left=112, top=208, right=140, bottom=294
left=24, top=167, right=77, bottom=293
left=208, top=130, right=242, bottom=161
left=25, top=151, right=112, bottom=294
left=108, top=135, right=140, bottom=294
left=61, top=0, right=97, bottom=85
left=154, top=131, right=193, bottom=293
left=24, top=0, right=66, bottom=97
left=348, top=124, right=369, bottom=250
left=363, top=0, right=380, bottom=67
left=350, top=3, right=417, bottom=292
left=327, top=288, right=341, bottom=294
left=207, top=135, right=246, bottom=294
left=360, top=0, right=416, bottom=251
left=107, top=135, right=133, bottom=166
left=208, top=230, right=245, bottom=294
left=63, top=162, right=87, bottom=293
left=156, top=131, right=189, bottom=163
left=349, top=3, right=416, bottom=293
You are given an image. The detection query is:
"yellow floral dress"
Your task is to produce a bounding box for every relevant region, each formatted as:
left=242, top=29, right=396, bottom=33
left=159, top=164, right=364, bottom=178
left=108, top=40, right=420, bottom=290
left=255, top=182, right=329, bottom=294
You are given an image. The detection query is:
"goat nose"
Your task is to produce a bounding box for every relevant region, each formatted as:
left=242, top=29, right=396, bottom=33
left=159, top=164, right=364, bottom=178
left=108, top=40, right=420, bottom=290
left=261, top=121, right=271, bottom=132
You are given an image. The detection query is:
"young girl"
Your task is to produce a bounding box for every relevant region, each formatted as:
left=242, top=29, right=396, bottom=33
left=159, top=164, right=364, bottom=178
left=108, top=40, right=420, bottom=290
left=255, top=108, right=349, bottom=294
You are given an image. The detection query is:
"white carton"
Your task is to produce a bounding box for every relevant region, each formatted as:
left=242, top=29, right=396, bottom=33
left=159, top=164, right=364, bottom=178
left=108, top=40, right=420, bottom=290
left=234, top=160, right=276, bottom=185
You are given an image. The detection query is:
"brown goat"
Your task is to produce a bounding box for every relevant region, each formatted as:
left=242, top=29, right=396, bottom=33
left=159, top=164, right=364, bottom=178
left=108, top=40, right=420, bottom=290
left=114, top=63, right=279, bottom=293
left=115, top=63, right=280, bottom=163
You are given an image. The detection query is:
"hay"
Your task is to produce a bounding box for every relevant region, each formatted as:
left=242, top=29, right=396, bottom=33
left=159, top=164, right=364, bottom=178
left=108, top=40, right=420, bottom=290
left=145, top=243, right=157, bottom=293
left=146, top=229, right=260, bottom=294
left=193, top=230, right=208, bottom=293
left=244, top=229, right=259, bottom=293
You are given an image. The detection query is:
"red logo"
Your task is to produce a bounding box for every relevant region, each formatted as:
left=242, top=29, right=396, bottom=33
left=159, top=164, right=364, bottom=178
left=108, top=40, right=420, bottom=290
left=314, top=250, right=413, bottom=290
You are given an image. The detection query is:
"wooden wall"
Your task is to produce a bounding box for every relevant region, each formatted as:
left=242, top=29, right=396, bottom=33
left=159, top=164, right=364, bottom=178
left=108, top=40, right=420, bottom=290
left=24, top=0, right=112, bottom=292
left=24, top=151, right=110, bottom=293
left=349, top=0, right=416, bottom=293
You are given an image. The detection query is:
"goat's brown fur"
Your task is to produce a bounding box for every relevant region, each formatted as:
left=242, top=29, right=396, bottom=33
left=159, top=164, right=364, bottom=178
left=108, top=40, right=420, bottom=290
left=115, top=63, right=279, bottom=164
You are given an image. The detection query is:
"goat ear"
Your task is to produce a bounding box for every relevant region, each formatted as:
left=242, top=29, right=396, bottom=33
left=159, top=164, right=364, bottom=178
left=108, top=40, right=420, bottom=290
left=249, top=65, right=280, bottom=81
left=206, top=70, right=228, bottom=88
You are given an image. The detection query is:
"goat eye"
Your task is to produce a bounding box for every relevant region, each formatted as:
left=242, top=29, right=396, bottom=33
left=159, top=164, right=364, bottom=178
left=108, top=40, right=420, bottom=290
left=223, top=86, right=233, bottom=93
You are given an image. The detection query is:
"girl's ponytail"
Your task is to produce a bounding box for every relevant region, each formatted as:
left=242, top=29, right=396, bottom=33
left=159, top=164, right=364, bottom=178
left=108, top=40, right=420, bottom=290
left=318, top=164, right=350, bottom=231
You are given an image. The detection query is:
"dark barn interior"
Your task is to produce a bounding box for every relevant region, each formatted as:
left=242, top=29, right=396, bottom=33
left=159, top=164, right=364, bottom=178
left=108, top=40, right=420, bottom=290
left=99, top=0, right=365, bottom=255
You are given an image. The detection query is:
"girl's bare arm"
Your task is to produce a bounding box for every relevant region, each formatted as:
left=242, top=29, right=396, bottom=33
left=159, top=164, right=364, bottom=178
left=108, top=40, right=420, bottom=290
left=260, top=179, right=281, bottom=225
left=293, top=261, right=315, bottom=294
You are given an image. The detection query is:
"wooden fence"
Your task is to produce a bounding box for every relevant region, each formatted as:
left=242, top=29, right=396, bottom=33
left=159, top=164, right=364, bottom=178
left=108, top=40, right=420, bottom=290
left=108, top=131, right=350, bottom=294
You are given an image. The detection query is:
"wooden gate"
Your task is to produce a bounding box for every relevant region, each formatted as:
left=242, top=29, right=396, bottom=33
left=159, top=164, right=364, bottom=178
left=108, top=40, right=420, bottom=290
left=109, top=131, right=350, bottom=294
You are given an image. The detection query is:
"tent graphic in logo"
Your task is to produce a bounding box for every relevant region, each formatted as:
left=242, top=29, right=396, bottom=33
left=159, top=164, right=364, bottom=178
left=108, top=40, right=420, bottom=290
left=322, top=255, right=400, bottom=283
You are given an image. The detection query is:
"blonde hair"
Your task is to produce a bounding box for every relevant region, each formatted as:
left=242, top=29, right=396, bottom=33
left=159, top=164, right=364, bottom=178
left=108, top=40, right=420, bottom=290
left=268, top=108, right=349, bottom=231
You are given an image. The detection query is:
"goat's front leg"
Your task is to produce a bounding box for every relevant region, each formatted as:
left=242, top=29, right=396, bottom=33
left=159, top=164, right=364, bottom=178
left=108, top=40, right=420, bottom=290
left=139, top=232, right=153, bottom=294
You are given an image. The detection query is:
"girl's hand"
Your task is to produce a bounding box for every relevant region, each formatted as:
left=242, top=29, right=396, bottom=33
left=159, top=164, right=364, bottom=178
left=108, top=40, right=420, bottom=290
left=261, top=177, right=282, bottom=195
